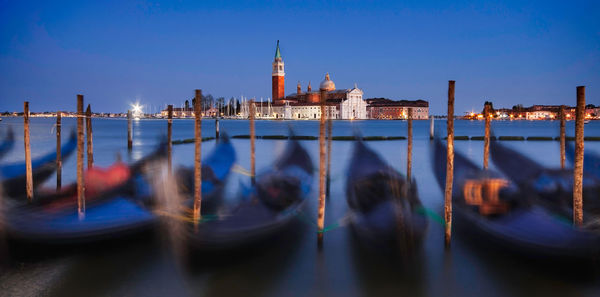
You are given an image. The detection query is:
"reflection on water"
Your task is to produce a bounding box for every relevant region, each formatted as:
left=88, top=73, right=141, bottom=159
left=1, top=117, right=600, bottom=296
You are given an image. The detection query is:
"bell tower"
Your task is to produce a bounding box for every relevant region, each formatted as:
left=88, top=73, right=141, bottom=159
left=272, top=40, right=285, bottom=103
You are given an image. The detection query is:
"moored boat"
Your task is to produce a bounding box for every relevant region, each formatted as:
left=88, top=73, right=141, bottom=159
left=566, top=142, right=600, bottom=179
left=491, top=140, right=600, bottom=217
left=1, top=136, right=236, bottom=245
left=433, top=139, right=600, bottom=260
left=184, top=138, right=313, bottom=250
left=346, top=139, right=428, bottom=252
left=0, top=128, right=14, bottom=160
left=1, top=131, right=77, bottom=198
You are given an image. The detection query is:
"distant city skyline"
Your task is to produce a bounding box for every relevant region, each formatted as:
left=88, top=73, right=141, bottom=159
left=1, top=0, right=598, bottom=115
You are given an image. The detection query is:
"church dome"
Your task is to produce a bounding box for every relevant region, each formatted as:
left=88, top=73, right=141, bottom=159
left=319, top=73, right=336, bottom=91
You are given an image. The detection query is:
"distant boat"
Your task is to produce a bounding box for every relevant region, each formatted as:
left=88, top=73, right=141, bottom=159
left=585, top=120, right=591, bottom=124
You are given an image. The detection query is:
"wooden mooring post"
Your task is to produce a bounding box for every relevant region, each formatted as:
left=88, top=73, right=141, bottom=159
left=23, top=101, right=33, bottom=201
left=317, top=90, right=327, bottom=244
left=573, top=86, right=585, bottom=226
left=444, top=81, right=455, bottom=247
left=249, top=99, right=256, bottom=185
left=215, top=118, right=220, bottom=139
left=326, top=113, right=332, bottom=197
left=77, top=95, right=85, bottom=218
left=86, top=104, right=94, bottom=169
left=193, top=90, right=203, bottom=224
left=559, top=105, right=566, bottom=169
left=127, top=110, right=133, bottom=152
left=56, top=111, right=62, bottom=190
left=483, top=103, right=491, bottom=170
left=167, top=105, right=173, bottom=175
left=407, top=108, right=413, bottom=181
left=430, top=115, right=434, bottom=140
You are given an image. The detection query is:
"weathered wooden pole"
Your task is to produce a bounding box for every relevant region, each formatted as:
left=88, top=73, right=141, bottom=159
left=127, top=110, right=132, bottom=152
left=249, top=99, right=256, bottom=185
left=76, top=95, right=85, bottom=218
left=215, top=118, right=220, bottom=139
left=167, top=105, right=173, bottom=175
left=23, top=101, right=33, bottom=201
left=317, top=90, right=327, bottom=243
left=573, top=86, right=585, bottom=226
left=483, top=103, right=491, bottom=170
left=559, top=105, right=566, bottom=169
left=56, top=111, right=62, bottom=190
left=429, top=115, right=434, bottom=140
left=326, top=110, right=332, bottom=196
left=85, top=104, right=94, bottom=169
left=193, top=90, right=203, bottom=224
left=407, top=108, right=413, bottom=181
left=444, top=81, right=455, bottom=247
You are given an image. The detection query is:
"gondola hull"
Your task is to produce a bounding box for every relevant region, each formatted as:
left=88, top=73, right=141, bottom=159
left=185, top=139, right=312, bottom=250
left=433, top=139, right=600, bottom=260
left=346, top=140, right=428, bottom=251
left=1, top=137, right=236, bottom=245
left=1, top=131, right=77, bottom=198
left=0, top=128, right=14, bottom=160
left=491, top=140, right=600, bottom=217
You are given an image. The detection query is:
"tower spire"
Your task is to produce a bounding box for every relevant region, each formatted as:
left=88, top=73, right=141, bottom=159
left=275, top=40, right=282, bottom=59
left=272, top=40, right=285, bottom=102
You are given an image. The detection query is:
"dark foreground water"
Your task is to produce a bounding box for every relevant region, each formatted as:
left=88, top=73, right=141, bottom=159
left=1, top=117, right=600, bottom=297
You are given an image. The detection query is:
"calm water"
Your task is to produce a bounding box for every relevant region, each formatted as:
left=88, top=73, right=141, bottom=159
left=1, top=117, right=600, bottom=297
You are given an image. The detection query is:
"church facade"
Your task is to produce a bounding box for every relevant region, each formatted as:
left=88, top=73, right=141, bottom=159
left=270, top=41, right=367, bottom=120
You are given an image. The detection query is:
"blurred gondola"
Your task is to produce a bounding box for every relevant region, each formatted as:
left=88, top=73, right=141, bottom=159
left=1, top=131, right=76, bottom=198
left=491, top=140, right=600, bottom=218
left=433, top=138, right=600, bottom=260
left=346, top=139, right=428, bottom=253
left=566, top=142, right=600, bottom=179
left=185, top=138, right=313, bottom=250
left=0, top=136, right=236, bottom=245
left=0, top=128, right=14, bottom=160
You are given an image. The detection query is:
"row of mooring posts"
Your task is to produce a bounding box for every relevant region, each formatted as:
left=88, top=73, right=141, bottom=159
left=24, top=95, right=95, bottom=217
left=16, top=84, right=587, bottom=244
left=443, top=83, right=587, bottom=246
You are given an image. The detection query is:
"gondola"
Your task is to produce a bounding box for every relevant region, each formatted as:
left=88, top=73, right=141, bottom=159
left=165, top=134, right=237, bottom=213
left=0, top=128, right=14, bottom=160
left=490, top=140, right=600, bottom=217
left=184, top=138, right=312, bottom=250
left=433, top=139, right=600, bottom=259
left=346, top=139, right=427, bottom=252
left=1, top=131, right=77, bottom=198
left=566, top=142, right=600, bottom=179
left=1, top=136, right=236, bottom=244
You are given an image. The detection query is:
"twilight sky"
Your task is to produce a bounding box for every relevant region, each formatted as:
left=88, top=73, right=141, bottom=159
left=0, top=0, right=598, bottom=115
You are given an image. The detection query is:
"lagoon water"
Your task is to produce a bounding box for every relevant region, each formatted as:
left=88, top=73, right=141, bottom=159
left=1, top=117, right=600, bottom=297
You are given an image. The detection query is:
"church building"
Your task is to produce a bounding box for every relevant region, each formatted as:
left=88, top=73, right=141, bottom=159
left=270, top=41, right=367, bottom=120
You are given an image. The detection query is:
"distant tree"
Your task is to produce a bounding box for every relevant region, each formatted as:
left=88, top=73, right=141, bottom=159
left=185, top=100, right=189, bottom=109
left=204, top=94, right=214, bottom=110
left=216, top=97, right=225, bottom=114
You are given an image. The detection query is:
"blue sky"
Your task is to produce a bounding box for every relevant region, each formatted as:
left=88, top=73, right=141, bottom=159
left=0, top=0, right=598, bottom=114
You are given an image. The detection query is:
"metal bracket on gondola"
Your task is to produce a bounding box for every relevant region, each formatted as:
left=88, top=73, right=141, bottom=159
left=463, top=178, right=510, bottom=215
